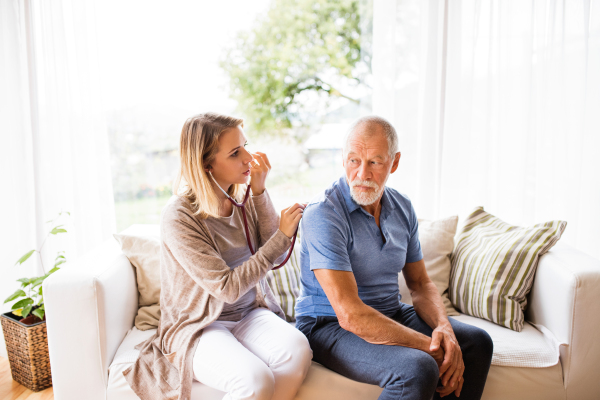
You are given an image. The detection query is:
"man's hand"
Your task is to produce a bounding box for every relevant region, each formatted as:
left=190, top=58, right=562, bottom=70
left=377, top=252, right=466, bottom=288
left=437, top=376, right=464, bottom=398
left=425, top=338, right=445, bottom=368
left=431, top=323, right=465, bottom=397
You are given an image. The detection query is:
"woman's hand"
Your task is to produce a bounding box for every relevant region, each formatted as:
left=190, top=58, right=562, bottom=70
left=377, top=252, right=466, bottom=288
left=279, top=203, right=306, bottom=238
left=249, top=152, right=270, bottom=196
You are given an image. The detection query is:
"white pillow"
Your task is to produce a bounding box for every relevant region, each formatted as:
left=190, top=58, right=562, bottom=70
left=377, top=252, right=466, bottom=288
left=399, top=215, right=459, bottom=316
left=113, top=224, right=162, bottom=330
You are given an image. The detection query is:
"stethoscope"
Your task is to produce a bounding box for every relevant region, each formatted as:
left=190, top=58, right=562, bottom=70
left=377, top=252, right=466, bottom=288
left=209, top=171, right=297, bottom=271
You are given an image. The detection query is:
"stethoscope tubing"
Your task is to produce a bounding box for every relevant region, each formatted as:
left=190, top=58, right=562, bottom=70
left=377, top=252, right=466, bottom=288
left=210, top=172, right=297, bottom=270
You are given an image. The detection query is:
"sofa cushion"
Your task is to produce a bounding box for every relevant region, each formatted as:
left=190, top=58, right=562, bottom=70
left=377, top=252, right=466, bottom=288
left=399, top=215, right=460, bottom=316
left=452, top=314, right=561, bottom=368
left=449, top=207, right=566, bottom=331
left=266, top=228, right=303, bottom=322
left=107, top=315, right=562, bottom=400
left=113, top=224, right=161, bottom=330
left=108, top=326, right=383, bottom=400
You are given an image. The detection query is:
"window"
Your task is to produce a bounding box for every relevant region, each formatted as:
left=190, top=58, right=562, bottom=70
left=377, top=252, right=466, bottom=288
left=97, top=0, right=373, bottom=231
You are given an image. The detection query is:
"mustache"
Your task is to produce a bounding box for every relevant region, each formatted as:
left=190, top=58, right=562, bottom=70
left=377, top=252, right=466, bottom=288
left=350, top=179, right=379, bottom=189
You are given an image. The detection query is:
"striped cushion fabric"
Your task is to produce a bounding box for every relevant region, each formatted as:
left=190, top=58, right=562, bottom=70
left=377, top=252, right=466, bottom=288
left=449, top=207, right=566, bottom=332
left=266, top=229, right=302, bottom=322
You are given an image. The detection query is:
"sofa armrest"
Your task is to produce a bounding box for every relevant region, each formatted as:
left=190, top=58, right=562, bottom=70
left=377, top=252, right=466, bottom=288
left=526, top=243, right=600, bottom=399
left=44, top=238, right=138, bottom=400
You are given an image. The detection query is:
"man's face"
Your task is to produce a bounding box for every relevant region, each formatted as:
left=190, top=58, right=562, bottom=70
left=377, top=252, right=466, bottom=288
left=343, top=124, right=400, bottom=206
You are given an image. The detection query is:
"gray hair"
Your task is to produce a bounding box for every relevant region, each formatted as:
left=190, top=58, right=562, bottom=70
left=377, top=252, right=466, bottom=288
left=344, top=116, right=399, bottom=159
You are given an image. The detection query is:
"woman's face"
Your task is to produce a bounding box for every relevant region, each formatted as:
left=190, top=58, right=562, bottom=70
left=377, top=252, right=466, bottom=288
left=207, top=126, right=253, bottom=190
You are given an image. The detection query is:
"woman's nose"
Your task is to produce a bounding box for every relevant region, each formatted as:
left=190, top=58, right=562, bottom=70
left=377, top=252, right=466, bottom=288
left=241, top=148, right=253, bottom=164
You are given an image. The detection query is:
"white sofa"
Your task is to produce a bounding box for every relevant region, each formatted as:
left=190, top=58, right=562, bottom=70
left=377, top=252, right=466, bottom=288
left=44, top=224, right=600, bottom=400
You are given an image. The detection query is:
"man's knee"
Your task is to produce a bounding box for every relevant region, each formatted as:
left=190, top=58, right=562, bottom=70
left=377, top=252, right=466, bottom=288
left=413, top=353, right=440, bottom=389
left=465, top=326, right=494, bottom=364
left=387, top=352, right=439, bottom=394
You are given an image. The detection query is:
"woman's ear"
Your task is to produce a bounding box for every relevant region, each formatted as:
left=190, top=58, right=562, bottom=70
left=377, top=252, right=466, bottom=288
left=204, top=164, right=212, bottom=173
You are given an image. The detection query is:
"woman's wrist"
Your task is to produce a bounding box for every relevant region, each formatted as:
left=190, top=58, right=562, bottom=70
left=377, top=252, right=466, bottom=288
left=251, top=186, right=266, bottom=196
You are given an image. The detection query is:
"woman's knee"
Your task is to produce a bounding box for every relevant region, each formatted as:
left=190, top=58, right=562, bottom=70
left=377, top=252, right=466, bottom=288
left=291, top=329, right=313, bottom=367
left=271, top=329, right=313, bottom=377
left=232, top=364, right=275, bottom=400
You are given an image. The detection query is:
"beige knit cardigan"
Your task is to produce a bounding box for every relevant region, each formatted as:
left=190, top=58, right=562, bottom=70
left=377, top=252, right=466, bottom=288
left=123, top=190, right=291, bottom=400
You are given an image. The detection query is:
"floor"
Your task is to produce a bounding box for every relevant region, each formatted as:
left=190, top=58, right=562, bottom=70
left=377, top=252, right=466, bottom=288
left=0, top=356, right=54, bottom=400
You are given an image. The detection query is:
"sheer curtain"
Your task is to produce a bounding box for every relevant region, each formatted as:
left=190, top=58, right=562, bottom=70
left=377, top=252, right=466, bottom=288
left=373, top=0, right=600, bottom=259
left=0, top=0, right=115, bottom=357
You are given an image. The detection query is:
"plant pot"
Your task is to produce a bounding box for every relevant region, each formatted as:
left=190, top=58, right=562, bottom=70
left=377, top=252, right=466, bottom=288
left=19, top=314, right=44, bottom=326
left=0, top=311, right=52, bottom=391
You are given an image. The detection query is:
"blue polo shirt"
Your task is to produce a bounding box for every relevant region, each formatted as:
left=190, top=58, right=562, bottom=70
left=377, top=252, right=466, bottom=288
left=295, top=175, right=423, bottom=318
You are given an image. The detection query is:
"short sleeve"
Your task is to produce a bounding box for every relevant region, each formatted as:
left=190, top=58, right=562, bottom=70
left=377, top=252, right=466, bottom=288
left=405, top=201, right=423, bottom=263
left=301, top=201, right=352, bottom=272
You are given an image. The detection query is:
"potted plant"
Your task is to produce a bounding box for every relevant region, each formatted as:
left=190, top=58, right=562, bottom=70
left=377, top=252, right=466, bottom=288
left=1, top=211, right=69, bottom=392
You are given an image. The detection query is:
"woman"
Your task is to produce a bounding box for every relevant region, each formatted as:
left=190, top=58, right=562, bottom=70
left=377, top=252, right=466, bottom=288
left=124, top=112, right=312, bottom=400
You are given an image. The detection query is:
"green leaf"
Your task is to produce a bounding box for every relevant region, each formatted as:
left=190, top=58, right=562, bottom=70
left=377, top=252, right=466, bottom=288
left=55, top=254, right=66, bottom=261
left=12, top=298, right=33, bottom=310
left=48, top=266, right=61, bottom=274
left=4, top=289, right=26, bottom=304
left=22, top=304, right=32, bottom=318
left=50, top=227, right=67, bottom=235
left=15, top=250, right=35, bottom=265
left=31, top=276, right=46, bottom=288
left=32, top=307, right=44, bottom=320
left=38, top=286, right=43, bottom=296
left=53, top=259, right=66, bottom=268
left=17, top=278, right=32, bottom=288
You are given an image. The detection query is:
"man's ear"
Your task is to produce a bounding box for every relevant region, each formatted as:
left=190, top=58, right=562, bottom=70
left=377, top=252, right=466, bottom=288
left=390, top=152, right=401, bottom=174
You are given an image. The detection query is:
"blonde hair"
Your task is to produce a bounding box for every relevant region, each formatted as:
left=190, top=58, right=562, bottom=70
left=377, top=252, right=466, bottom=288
left=172, top=112, right=245, bottom=218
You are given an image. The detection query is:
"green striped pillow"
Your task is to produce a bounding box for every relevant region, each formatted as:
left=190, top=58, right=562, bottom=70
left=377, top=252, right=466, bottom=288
left=266, top=229, right=302, bottom=322
left=449, top=207, right=566, bottom=332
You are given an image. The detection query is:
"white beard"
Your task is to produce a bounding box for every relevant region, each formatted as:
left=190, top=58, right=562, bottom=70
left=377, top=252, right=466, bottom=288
left=349, top=179, right=384, bottom=206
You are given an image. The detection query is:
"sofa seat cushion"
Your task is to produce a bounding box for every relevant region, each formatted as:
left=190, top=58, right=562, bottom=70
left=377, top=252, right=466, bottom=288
left=108, top=314, right=562, bottom=399
left=107, top=326, right=383, bottom=400
left=452, top=314, right=562, bottom=368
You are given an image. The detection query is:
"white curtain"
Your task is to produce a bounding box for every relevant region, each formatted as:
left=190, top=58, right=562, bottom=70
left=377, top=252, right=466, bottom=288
left=0, top=0, right=115, bottom=356
left=373, top=0, right=600, bottom=259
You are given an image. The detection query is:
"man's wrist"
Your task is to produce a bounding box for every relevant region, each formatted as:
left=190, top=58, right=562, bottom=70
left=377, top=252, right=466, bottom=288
left=436, top=319, right=452, bottom=331
left=417, top=334, right=433, bottom=353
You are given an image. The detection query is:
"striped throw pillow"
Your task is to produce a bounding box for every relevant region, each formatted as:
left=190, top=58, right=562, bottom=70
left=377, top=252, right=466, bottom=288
left=266, top=229, right=302, bottom=322
left=449, top=207, right=566, bottom=331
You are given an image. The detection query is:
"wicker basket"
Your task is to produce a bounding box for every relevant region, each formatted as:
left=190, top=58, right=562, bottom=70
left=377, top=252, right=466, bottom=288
left=1, top=311, right=52, bottom=392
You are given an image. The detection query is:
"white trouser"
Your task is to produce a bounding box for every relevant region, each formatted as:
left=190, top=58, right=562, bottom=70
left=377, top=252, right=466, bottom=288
left=192, top=308, right=313, bottom=400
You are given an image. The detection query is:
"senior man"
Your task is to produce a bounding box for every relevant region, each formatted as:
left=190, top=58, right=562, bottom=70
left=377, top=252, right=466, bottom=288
left=295, top=116, right=493, bottom=400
